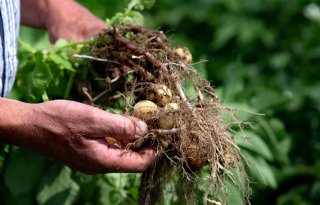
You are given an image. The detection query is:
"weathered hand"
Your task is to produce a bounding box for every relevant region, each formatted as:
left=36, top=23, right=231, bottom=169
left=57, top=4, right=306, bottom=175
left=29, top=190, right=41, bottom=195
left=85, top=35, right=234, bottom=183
left=0, top=99, right=156, bottom=174
left=36, top=100, right=156, bottom=174
left=45, top=0, right=108, bottom=43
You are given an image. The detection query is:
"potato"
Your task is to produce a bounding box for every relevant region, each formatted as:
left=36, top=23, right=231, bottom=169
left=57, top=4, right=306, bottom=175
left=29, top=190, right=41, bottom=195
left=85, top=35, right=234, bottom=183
left=105, top=137, right=144, bottom=150
left=130, top=138, right=144, bottom=150
left=173, top=46, right=192, bottom=64
left=105, top=137, right=117, bottom=145
left=165, top=102, right=179, bottom=110
left=133, top=100, right=158, bottom=120
left=161, top=140, right=169, bottom=149
left=158, top=103, right=179, bottom=129
left=146, top=84, right=172, bottom=106
left=105, top=137, right=124, bottom=149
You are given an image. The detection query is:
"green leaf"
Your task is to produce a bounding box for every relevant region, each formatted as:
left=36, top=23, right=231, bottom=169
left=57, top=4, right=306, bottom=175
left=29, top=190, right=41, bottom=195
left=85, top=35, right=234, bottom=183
left=15, top=51, right=52, bottom=102
left=140, top=0, right=156, bottom=9
left=98, top=173, right=139, bottom=204
left=306, top=84, right=320, bottom=111
left=97, top=177, right=113, bottom=205
left=224, top=102, right=259, bottom=122
left=74, top=174, right=98, bottom=202
left=269, top=118, right=291, bottom=160
left=54, top=39, right=69, bottom=49
left=236, top=130, right=273, bottom=161
left=193, top=60, right=208, bottom=80
left=122, top=11, right=145, bottom=26
left=32, top=52, right=53, bottom=99
left=182, top=79, right=197, bottom=100
left=250, top=89, right=290, bottom=111
left=226, top=180, right=244, bottom=205
left=36, top=164, right=80, bottom=205
left=49, top=53, right=75, bottom=72
left=0, top=186, right=34, bottom=205
left=221, top=61, right=245, bottom=102
left=4, top=149, right=48, bottom=196
left=19, top=39, right=37, bottom=54
left=242, top=150, right=277, bottom=188
left=256, top=117, right=289, bottom=164
left=212, top=21, right=237, bottom=49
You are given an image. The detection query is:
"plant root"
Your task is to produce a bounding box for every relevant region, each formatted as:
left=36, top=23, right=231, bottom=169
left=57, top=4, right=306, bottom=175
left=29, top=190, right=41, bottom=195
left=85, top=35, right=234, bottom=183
left=79, top=25, right=247, bottom=205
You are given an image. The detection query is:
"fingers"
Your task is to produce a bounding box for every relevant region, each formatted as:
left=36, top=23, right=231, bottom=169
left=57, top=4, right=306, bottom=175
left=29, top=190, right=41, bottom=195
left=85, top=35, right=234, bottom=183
left=93, top=111, right=148, bottom=141
left=105, top=147, right=157, bottom=172
left=91, top=138, right=157, bottom=173
left=41, top=100, right=146, bottom=142
left=125, top=115, right=148, bottom=137
left=84, top=20, right=108, bottom=39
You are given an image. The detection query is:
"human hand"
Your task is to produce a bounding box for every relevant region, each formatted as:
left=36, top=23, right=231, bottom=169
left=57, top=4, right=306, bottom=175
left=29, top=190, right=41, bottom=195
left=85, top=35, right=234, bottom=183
left=45, top=0, right=108, bottom=43
left=12, top=100, right=156, bottom=174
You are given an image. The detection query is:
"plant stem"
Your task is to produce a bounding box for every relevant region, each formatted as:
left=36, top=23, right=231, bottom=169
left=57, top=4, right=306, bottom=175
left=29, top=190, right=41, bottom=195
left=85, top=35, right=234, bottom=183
left=52, top=39, right=94, bottom=53
left=64, top=72, right=75, bottom=99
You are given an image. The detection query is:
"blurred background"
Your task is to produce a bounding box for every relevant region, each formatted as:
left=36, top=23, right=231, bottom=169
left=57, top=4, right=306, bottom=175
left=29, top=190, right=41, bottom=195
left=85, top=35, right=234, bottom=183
left=6, top=0, right=320, bottom=204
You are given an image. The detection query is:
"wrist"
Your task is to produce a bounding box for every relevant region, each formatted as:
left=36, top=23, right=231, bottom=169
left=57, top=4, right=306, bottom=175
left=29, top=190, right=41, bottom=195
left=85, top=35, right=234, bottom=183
left=0, top=98, right=39, bottom=147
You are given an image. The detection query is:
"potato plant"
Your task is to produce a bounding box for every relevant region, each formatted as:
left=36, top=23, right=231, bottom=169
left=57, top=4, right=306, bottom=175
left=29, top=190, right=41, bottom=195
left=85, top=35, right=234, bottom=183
left=0, top=1, right=256, bottom=205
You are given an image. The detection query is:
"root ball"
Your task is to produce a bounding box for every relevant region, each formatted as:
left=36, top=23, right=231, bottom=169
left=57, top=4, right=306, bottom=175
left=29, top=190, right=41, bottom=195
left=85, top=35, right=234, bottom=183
left=83, top=25, right=246, bottom=205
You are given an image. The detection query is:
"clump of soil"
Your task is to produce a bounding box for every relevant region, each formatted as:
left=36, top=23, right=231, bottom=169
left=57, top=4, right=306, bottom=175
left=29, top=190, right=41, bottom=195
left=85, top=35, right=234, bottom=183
left=76, top=25, right=246, bottom=205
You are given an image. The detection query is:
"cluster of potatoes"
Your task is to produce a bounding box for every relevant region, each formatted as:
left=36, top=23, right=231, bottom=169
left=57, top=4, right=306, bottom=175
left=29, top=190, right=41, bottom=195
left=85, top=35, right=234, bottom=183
left=106, top=84, right=179, bottom=149
left=105, top=46, right=192, bottom=149
left=133, top=84, right=179, bottom=129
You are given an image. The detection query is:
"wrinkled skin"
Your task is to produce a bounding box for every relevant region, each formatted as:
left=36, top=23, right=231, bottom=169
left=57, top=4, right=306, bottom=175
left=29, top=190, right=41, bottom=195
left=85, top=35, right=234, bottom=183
left=36, top=100, right=156, bottom=174
left=1, top=0, right=156, bottom=174
left=0, top=99, right=156, bottom=174
left=45, top=0, right=108, bottom=42
left=21, top=0, right=108, bottom=43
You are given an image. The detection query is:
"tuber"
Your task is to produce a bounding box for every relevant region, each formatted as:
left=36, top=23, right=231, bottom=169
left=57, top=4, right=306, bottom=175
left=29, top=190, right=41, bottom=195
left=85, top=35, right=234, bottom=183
left=146, top=84, right=172, bottom=106
left=158, top=103, right=179, bottom=129
left=133, top=100, right=158, bottom=120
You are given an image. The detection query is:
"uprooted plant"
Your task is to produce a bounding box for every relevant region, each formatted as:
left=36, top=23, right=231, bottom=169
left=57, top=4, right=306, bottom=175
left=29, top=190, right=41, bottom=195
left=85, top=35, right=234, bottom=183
left=72, top=25, right=249, bottom=205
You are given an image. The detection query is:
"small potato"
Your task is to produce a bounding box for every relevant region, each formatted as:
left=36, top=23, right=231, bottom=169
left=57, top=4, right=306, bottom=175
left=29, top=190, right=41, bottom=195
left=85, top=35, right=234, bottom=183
left=161, top=140, right=169, bottom=149
left=130, top=138, right=144, bottom=150
left=146, top=84, right=172, bottom=106
left=165, top=102, right=179, bottom=110
left=173, top=46, right=192, bottom=64
left=158, top=103, right=179, bottom=129
left=133, top=100, right=158, bottom=120
left=105, top=137, right=144, bottom=150
left=105, top=137, right=118, bottom=145
left=105, top=137, right=123, bottom=149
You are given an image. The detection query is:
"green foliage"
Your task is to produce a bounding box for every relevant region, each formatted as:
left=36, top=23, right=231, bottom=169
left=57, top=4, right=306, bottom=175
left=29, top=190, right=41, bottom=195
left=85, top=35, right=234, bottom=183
left=36, top=164, right=79, bottom=205
left=13, top=39, right=83, bottom=102
left=1, top=0, right=320, bottom=204
left=145, top=0, right=320, bottom=204
left=4, top=149, right=48, bottom=196
left=106, top=0, right=155, bottom=26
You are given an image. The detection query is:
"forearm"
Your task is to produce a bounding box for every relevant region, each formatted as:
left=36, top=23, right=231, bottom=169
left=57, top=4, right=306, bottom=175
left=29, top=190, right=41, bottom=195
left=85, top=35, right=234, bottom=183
left=21, top=0, right=107, bottom=42
left=21, top=0, right=47, bottom=28
left=20, top=0, right=75, bottom=29
left=0, top=98, right=39, bottom=147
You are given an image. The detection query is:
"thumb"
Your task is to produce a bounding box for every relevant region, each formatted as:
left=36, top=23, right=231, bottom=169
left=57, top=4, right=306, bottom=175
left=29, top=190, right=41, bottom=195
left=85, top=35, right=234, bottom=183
left=95, top=112, right=148, bottom=141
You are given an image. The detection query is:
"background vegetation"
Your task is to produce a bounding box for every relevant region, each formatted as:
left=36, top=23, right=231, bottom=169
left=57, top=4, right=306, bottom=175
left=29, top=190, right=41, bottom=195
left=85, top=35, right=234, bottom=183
left=1, top=0, right=320, bottom=204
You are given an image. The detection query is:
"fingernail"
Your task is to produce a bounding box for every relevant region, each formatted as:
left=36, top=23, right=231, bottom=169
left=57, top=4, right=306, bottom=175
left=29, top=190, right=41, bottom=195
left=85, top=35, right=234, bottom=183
left=135, top=120, right=148, bottom=137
